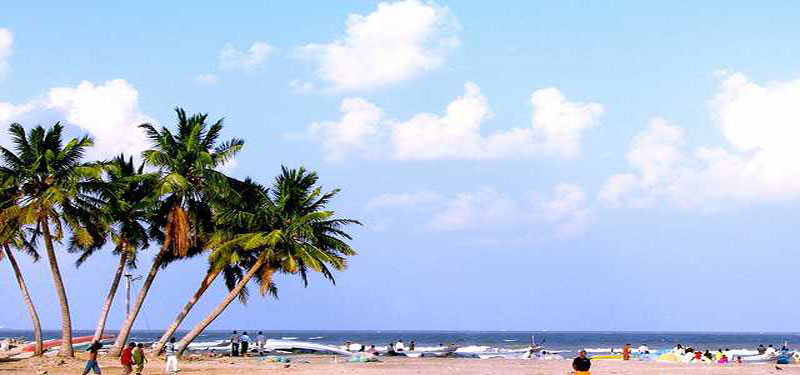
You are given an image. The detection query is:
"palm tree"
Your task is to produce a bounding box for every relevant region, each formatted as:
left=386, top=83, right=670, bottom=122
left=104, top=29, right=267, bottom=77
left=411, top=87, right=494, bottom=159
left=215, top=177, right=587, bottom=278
left=109, top=108, right=242, bottom=356
left=70, top=155, right=159, bottom=342
left=0, top=123, right=99, bottom=357
left=175, top=167, right=359, bottom=354
left=0, top=185, right=43, bottom=356
left=151, top=177, right=255, bottom=354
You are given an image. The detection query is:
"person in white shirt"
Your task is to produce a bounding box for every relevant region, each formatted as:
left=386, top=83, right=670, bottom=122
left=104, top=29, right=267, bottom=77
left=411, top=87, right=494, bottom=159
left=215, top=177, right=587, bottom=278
left=256, top=331, right=266, bottom=355
left=164, top=337, right=179, bottom=373
left=395, top=340, right=405, bottom=352
left=765, top=345, right=777, bottom=356
left=638, top=344, right=649, bottom=354
left=230, top=331, right=241, bottom=357
left=240, top=332, right=251, bottom=356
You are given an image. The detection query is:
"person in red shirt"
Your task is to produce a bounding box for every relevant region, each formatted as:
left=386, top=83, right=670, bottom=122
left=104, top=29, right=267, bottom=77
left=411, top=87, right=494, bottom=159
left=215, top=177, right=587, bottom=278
left=693, top=350, right=702, bottom=361
left=121, top=342, right=135, bottom=375
left=622, top=344, right=631, bottom=360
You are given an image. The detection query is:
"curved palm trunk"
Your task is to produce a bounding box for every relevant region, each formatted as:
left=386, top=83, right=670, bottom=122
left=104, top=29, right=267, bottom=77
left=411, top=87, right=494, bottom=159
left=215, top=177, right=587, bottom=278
left=176, top=258, right=264, bottom=355
left=108, top=250, right=165, bottom=357
left=152, top=267, right=222, bottom=354
left=4, top=244, right=43, bottom=356
left=40, top=216, right=73, bottom=357
left=92, top=246, right=128, bottom=342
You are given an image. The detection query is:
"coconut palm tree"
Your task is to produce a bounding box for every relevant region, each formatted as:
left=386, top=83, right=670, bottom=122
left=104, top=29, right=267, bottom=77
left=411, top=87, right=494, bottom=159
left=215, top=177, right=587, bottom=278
left=109, top=108, right=242, bottom=356
left=175, top=167, right=359, bottom=354
left=69, top=155, right=159, bottom=342
left=0, top=185, right=43, bottom=356
left=151, top=177, right=255, bottom=354
left=0, top=123, right=99, bottom=357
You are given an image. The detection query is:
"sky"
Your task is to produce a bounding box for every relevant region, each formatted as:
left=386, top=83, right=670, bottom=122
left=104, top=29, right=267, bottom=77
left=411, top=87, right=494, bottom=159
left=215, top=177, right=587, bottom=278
left=1, top=1, right=800, bottom=333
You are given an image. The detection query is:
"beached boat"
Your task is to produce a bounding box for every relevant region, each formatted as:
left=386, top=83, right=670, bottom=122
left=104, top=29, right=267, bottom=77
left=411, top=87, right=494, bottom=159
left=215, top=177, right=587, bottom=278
left=20, top=335, right=113, bottom=353
left=263, top=339, right=352, bottom=355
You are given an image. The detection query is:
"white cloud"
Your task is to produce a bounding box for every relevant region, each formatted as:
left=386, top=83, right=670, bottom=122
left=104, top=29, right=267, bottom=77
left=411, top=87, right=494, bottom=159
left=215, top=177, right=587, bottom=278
left=0, top=28, right=12, bottom=79
left=599, top=71, right=800, bottom=210
left=366, top=191, right=441, bottom=210
left=306, top=97, right=384, bottom=161
left=194, top=73, right=219, bottom=85
left=533, top=183, right=590, bottom=238
left=289, top=79, right=315, bottom=93
left=530, top=88, right=605, bottom=158
left=298, top=0, right=460, bottom=91
left=302, top=82, right=603, bottom=161
left=0, top=79, right=152, bottom=160
left=429, top=188, right=517, bottom=231
left=365, top=184, right=590, bottom=237
left=220, top=41, right=274, bottom=72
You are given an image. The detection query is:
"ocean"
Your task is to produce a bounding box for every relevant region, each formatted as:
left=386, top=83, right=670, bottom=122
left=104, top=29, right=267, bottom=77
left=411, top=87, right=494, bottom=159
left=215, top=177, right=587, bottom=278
left=2, top=330, right=798, bottom=355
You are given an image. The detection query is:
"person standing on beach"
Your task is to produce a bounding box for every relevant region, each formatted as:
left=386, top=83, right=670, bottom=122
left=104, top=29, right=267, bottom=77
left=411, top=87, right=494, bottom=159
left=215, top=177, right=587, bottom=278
left=230, top=330, right=241, bottom=356
left=164, top=337, right=180, bottom=373
left=240, top=331, right=251, bottom=356
left=622, top=344, right=631, bottom=360
left=120, top=342, right=135, bottom=375
left=256, top=331, right=266, bottom=355
left=409, top=340, right=416, bottom=351
left=81, top=341, right=103, bottom=375
left=572, top=350, right=591, bottom=375
left=132, top=343, right=147, bottom=375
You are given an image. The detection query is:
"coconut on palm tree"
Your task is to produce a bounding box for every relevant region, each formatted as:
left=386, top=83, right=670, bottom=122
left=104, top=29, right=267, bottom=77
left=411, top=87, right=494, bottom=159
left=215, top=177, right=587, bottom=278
left=0, top=123, right=100, bottom=357
left=0, top=184, right=43, bottom=356
left=175, top=167, right=359, bottom=354
left=109, top=108, right=242, bottom=356
left=152, top=177, right=257, bottom=354
left=69, top=155, right=159, bottom=342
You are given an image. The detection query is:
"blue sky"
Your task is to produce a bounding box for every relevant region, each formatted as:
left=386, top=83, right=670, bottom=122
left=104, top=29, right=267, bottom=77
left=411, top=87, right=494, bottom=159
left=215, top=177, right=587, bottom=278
left=2, top=1, right=800, bottom=333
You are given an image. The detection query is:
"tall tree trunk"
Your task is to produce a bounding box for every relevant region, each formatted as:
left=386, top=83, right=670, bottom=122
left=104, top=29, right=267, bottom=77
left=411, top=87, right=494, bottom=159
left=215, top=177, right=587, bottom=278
left=108, top=250, right=165, bottom=357
left=40, top=216, right=73, bottom=357
left=152, top=266, right=222, bottom=354
left=92, top=245, right=128, bottom=342
left=4, top=244, right=43, bottom=356
left=176, top=257, right=264, bottom=355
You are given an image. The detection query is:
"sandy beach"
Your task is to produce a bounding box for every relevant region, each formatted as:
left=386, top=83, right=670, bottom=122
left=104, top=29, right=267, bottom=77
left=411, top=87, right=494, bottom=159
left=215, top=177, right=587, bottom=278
left=3, top=355, right=799, bottom=375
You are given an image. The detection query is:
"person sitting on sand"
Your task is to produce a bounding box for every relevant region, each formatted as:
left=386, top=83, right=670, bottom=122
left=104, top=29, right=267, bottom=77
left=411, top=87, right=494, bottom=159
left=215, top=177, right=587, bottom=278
left=387, top=342, right=397, bottom=356
left=766, top=344, right=777, bottom=356
left=715, top=349, right=723, bottom=361
left=718, top=354, right=729, bottom=364
left=241, top=331, right=251, bottom=356
left=121, top=342, right=135, bottom=375
left=367, top=345, right=377, bottom=354
left=703, top=350, right=712, bottom=361
left=758, top=344, right=766, bottom=355
left=81, top=341, right=103, bottom=375
left=572, top=350, right=591, bottom=374
left=395, top=340, right=405, bottom=352
left=165, top=337, right=180, bottom=374
left=691, top=350, right=702, bottom=362
left=133, top=343, right=147, bottom=375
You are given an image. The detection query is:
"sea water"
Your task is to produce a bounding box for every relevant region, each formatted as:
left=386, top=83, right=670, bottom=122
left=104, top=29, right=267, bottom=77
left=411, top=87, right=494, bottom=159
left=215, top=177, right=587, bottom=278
left=1, top=330, right=797, bottom=355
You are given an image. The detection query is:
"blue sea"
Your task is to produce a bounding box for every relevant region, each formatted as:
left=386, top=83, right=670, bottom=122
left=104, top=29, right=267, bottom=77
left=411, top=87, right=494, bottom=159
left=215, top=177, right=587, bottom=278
left=2, top=330, right=798, bottom=355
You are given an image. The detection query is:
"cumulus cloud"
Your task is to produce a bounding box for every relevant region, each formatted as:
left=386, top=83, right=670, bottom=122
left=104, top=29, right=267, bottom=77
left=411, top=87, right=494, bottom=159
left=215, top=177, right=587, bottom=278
left=297, top=0, right=460, bottom=91
left=220, top=41, right=274, bottom=72
left=0, top=28, right=12, bottom=79
left=367, top=184, right=590, bottom=237
left=599, top=72, right=800, bottom=210
left=306, top=97, right=384, bottom=161
left=301, top=82, right=603, bottom=161
left=0, top=79, right=152, bottom=160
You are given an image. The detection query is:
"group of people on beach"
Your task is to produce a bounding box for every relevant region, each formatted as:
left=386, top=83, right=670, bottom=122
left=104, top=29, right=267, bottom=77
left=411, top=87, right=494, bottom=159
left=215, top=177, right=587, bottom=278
left=80, top=337, right=180, bottom=375
left=229, top=330, right=267, bottom=356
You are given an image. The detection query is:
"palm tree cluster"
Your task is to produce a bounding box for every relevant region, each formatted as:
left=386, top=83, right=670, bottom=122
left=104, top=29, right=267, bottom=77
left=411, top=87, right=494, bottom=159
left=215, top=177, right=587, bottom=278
left=0, top=108, right=360, bottom=357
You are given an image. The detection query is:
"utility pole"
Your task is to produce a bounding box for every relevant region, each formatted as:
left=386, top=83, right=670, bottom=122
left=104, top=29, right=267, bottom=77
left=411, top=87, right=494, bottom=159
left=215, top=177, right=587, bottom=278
left=123, top=274, right=142, bottom=317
